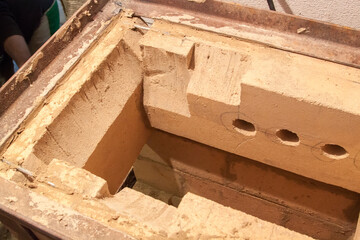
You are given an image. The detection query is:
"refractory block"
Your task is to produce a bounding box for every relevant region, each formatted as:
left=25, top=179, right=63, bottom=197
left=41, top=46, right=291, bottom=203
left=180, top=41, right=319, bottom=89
left=141, top=20, right=360, bottom=193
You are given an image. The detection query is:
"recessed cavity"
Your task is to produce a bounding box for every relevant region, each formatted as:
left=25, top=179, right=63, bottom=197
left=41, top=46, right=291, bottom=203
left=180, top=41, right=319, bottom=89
left=321, top=144, right=348, bottom=160
left=276, top=129, right=300, bottom=146
left=233, top=119, right=256, bottom=136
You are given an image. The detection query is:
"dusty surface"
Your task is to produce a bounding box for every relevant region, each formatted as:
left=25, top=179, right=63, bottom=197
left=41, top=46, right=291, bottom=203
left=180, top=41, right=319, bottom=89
left=0, top=3, right=359, bottom=240
left=141, top=20, right=360, bottom=193
left=0, top=0, right=119, bottom=153
left=39, top=159, right=110, bottom=198
left=0, top=160, right=314, bottom=240
left=123, top=0, right=360, bottom=72
left=62, top=0, right=88, bottom=17
left=2, top=13, right=150, bottom=194
left=134, top=130, right=359, bottom=240
left=0, top=176, right=135, bottom=240
left=103, top=187, right=314, bottom=240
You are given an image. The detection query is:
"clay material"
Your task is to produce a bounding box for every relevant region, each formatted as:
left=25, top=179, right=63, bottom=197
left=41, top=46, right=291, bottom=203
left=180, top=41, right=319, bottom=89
left=0, top=3, right=359, bottom=239
left=134, top=130, right=359, bottom=240
left=141, top=20, right=360, bottom=193
left=39, top=159, right=110, bottom=198
left=2, top=15, right=151, bottom=194
left=104, top=187, right=314, bottom=240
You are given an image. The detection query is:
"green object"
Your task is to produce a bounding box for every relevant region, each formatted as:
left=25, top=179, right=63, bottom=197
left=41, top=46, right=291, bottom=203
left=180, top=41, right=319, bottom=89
left=46, top=0, right=60, bottom=35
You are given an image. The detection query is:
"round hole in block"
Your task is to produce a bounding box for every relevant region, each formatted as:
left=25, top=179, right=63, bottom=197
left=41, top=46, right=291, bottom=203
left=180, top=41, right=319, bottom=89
left=321, top=144, right=348, bottom=160
left=233, top=119, right=256, bottom=136
left=276, top=129, right=300, bottom=146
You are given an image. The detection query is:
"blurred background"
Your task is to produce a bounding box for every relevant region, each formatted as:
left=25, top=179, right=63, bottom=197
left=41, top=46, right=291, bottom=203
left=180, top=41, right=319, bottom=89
left=235, top=0, right=359, bottom=29
left=59, top=0, right=360, bottom=29
left=60, top=0, right=86, bottom=19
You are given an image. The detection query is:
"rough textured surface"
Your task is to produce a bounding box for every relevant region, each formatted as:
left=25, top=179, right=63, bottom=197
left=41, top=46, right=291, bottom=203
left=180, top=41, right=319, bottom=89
left=134, top=130, right=359, bottom=240
left=0, top=12, right=152, bottom=240
left=0, top=2, right=359, bottom=239
left=0, top=177, right=136, bottom=240
left=103, top=188, right=314, bottom=240
left=39, top=159, right=110, bottom=198
left=234, top=0, right=360, bottom=29
left=132, top=181, right=182, bottom=207
left=2, top=14, right=151, bottom=194
left=0, top=0, right=118, bottom=153
left=141, top=20, right=360, bottom=193
left=0, top=170, right=314, bottom=240
left=140, top=30, right=194, bottom=118
left=177, top=192, right=312, bottom=240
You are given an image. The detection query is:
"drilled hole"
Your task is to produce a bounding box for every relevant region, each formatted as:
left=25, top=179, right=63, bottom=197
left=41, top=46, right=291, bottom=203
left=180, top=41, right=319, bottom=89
left=276, top=129, right=300, bottom=146
left=321, top=144, right=348, bottom=160
left=233, top=119, right=256, bottom=136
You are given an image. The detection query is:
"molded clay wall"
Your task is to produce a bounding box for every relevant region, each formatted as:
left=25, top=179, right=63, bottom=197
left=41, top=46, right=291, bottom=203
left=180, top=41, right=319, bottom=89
left=234, top=0, right=360, bottom=29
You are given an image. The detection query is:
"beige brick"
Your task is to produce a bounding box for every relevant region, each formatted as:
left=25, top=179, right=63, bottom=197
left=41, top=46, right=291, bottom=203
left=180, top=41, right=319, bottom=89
left=39, top=159, right=110, bottom=198
left=177, top=192, right=313, bottom=240
left=103, top=186, right=313, bottom=239
left=134, top=156, right=183, bottom=196
left=134, top=128, right=358, bottom=240
left=132, top=181, right=179, bottom=205
left=3, top=16, right=151, bottom=194
left=102, top=187, right=178, bottom=235
left=142, top=20, right=360, bottom=193
left=187, top=43, right=245, bottom=124
left=141, top=28, right=194, bottom=118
